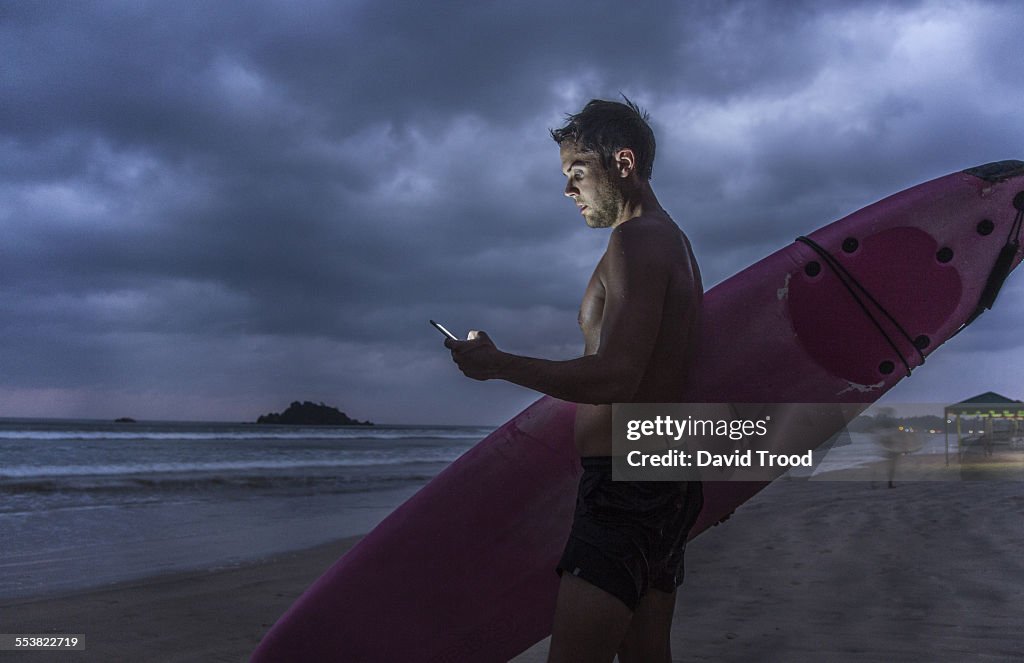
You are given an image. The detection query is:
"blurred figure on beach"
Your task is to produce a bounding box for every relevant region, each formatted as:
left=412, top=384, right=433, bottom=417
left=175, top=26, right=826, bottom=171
left=870, top=408, right=923, bottom=488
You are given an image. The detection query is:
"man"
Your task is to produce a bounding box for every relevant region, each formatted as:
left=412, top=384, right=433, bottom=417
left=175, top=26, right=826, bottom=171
left=445, top=97, right=704, bottom=663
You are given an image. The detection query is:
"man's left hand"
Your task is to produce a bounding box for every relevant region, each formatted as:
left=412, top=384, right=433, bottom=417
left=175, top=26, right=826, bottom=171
left=444, top=330, right=508, bottom=381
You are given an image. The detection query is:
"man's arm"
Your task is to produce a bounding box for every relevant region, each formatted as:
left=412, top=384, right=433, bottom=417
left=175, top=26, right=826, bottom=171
left=446, top=223, right=672, bottom=404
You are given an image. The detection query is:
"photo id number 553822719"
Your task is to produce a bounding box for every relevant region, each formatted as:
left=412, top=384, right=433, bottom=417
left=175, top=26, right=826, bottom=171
left=1, top=634, right=85, bottom=651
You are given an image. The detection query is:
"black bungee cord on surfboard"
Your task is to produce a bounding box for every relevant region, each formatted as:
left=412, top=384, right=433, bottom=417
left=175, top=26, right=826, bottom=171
left=796, top=190, right=1024, bottom=365
left=793, top=235, right=924, bottom=378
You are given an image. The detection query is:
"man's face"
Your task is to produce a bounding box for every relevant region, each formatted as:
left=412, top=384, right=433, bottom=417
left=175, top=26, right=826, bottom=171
left=559, top=141, right=622, bottom=229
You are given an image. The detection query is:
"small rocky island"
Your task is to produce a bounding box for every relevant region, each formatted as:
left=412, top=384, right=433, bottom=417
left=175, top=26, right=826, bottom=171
left=256, top=401, right=373, bottom=426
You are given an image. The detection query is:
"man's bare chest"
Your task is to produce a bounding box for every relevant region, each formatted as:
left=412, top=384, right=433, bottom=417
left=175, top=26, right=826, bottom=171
left=578, top=264, right=606, bottom=354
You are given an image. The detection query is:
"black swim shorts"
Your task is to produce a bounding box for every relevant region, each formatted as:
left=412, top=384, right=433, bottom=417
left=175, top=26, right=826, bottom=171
left=556, top=456, right=704, bottom=611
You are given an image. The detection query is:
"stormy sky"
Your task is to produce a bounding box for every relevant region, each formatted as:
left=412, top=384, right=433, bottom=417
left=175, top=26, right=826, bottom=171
left=2, top=0, right=1023, bottom=425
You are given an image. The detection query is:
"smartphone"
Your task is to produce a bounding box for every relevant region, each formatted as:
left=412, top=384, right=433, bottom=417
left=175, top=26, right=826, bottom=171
left=429, top=319, right=460, bottom=341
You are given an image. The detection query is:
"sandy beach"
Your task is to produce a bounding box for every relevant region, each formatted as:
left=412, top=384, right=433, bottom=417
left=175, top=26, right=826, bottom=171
left=0, top=535, right=363, bottom=663
left=3, top=474, right=1022, bottom=662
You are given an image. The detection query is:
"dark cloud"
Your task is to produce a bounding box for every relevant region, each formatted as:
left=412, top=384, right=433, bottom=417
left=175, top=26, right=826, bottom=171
left=2, top=0, right=1023, bottom=423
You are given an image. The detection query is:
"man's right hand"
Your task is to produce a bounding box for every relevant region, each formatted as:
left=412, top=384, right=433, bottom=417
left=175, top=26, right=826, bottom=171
left=445, top=330, right=509, bottom=381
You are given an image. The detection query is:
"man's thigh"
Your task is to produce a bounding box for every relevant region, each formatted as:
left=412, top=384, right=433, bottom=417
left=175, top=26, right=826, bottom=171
left=547, top=573, right=632, bottom=663
left=617, top=586, right=677, bottom=663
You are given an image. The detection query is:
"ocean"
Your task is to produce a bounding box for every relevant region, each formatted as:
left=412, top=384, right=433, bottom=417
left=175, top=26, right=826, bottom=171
left=0, top=418, right=489, bottom=600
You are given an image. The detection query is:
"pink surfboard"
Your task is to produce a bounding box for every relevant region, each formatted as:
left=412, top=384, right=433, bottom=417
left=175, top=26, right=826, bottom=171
left=252, top=161, right=1024, bottom=662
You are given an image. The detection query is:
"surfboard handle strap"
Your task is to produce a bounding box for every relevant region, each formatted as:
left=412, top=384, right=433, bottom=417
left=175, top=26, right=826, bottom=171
left=954, top=192, right=1024, bottom=335
left=794, top=236, right=922, bottom=377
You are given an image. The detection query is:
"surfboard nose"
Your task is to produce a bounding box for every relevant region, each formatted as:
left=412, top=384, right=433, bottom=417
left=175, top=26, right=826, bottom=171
left=963, top=160, right=1024, bottom=183
left=962, top=160, right=1024, bottom=323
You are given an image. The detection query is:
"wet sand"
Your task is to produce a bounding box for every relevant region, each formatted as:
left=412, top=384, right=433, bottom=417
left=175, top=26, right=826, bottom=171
left=0, top=536, right=361, bottom=663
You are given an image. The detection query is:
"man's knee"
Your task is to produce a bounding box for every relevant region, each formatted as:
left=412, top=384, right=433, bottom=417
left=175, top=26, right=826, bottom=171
left=618, top=639, right=670, bottom=663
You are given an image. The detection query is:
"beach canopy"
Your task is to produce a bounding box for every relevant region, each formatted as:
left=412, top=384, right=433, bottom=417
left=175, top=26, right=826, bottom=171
left=945, top=391, right=1024, bottom=418
left=943, top=392, right=1024, bottom=464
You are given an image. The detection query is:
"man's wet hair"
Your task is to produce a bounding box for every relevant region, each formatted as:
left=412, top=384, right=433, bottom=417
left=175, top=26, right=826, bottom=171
left=550, top=95, right=656, bottom=180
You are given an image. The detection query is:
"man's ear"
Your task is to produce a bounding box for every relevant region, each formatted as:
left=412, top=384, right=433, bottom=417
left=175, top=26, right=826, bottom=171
left=614, top=148, right=636, bottom=178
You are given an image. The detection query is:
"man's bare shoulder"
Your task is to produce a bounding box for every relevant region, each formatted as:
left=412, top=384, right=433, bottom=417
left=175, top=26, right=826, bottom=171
left=607, top=213, right=687, bottom=260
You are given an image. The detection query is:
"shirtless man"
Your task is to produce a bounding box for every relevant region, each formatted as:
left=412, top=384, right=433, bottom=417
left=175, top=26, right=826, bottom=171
left=445, top=98, right=703, bottom=663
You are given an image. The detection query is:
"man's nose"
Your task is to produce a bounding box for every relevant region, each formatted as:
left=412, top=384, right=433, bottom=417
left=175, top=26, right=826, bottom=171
left=564, top=179, right=577, bottom=198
